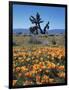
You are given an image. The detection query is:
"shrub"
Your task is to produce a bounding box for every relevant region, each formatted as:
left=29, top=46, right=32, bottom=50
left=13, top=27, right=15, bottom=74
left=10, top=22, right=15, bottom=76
left=13, top=41, right=17, bottom=46
left=49, top=34, right=54, bottom=36
left=52, top=39, right=56, bottom=45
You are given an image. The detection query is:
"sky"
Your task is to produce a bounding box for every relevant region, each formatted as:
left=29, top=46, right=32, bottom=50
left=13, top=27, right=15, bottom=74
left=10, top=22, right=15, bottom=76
left=13, top=4, right=65, bottom=30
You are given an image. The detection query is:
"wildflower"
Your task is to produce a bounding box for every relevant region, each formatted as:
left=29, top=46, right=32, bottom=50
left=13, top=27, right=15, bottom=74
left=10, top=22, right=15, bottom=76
left=21, top=66, right=28, bottom=72
left=25, top=72, right=32, bottom=78
left=57, top=72, right=65, bottom=78
left=49, top=78, right=54, bottom=83
left=58, top=65, right=65, bottom=71
left=36, top=75, right=41, bottom=82
left=13, top=80, right=17, bottom=86
left=15, top=67, right=20, bottom=72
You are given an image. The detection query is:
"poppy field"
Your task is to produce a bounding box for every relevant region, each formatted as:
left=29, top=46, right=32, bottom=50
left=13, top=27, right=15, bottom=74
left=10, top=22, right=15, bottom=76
left=12, top=46, right=65, bottom=87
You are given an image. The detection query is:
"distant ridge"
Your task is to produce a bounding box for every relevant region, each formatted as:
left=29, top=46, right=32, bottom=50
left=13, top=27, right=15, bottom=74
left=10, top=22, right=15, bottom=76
left=13, top=28, right=29, bottom=34
left=13, top=28, right=65, bottom=35
left=48, top=29, right=65, bottom=35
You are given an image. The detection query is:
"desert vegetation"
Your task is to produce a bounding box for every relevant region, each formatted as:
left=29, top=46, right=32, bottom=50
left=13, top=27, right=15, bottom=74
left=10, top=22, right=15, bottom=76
left=13, top=46, right=65, bottom=86
left=29, top=12, right=49, bottom=35
left=12, top=13, right=65, bottom=87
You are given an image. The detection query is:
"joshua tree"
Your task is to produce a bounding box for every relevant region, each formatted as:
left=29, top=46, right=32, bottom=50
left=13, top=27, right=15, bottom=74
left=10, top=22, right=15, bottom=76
left=29, top=12, right=43, bottom=34
left=29, top=12, right=49, bottom=35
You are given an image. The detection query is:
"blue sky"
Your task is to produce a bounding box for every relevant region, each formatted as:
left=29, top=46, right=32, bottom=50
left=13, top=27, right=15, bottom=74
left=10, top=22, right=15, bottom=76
left=13, top=4, right=65, bottom=30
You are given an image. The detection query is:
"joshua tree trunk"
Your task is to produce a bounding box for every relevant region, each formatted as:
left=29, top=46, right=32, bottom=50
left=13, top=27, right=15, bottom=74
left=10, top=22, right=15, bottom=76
left=35, top=23, right=38, bottom=35
left=43, top=24, right=47, bottom=34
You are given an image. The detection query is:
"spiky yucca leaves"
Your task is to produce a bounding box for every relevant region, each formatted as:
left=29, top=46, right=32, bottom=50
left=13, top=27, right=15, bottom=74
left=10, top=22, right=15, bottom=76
left=29, top=12, right=43, bottom=34
left=29, top=12, right=43, bottom=25
left=29, top=12, right=49, bottom=34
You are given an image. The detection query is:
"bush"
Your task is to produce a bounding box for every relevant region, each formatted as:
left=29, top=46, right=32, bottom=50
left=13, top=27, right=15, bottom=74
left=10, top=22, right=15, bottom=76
left=49, top=34, right=54, bottom=36
left=44, top=35, right=48, bottom=38
left=52, top=39, right=56, bottom=45
left=13, top=41, right=17, bottom=46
